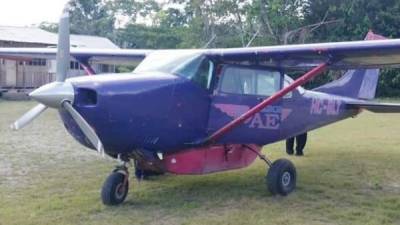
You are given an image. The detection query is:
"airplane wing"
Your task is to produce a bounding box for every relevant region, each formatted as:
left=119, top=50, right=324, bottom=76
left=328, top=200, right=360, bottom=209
left=205, top=39, right=400, bottom=70
left=2, top=35, right=400, bottom=69
left=347, top=102, right=400, bottom=113
left=0, top=48, right=153, bottom=65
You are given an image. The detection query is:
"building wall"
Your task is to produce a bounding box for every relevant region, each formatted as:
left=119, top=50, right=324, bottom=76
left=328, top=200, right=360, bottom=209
left=0, top=58, right=54, bottom=89
left=0, top=41, right=116, bottom=90
left=18, top=59, right=55, bottom=88
left=0, top=59, right=16, bottom=87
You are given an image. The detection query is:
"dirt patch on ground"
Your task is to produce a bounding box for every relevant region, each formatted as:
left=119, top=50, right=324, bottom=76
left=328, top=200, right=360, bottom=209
left=0, top=101, right=102, bottom=188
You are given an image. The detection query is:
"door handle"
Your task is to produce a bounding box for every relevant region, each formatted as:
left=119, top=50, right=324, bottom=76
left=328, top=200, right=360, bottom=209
left=256, top=97, right=265, bottom=102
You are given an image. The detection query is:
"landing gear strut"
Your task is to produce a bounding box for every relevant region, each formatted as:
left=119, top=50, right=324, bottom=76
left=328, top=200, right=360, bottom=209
left=245, top=145, right=297, bottom=196
left=134, top=159, right=165, bottom=180
left=101, top=157, right=130, bottom=206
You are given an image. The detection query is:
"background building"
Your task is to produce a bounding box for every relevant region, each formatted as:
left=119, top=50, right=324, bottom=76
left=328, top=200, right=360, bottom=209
left=0, top=26, right=119, bottom=91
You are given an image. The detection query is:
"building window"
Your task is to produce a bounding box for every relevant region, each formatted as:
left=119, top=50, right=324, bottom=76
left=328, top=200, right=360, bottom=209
left=27, top=58, right=46, bottom=66
left=100, top=64, right=109, bottom=72
left=70, top=61, right=82, bottom=70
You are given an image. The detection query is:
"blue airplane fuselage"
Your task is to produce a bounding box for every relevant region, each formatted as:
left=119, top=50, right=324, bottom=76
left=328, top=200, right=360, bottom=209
left=59, top=71, right=359, bottom=157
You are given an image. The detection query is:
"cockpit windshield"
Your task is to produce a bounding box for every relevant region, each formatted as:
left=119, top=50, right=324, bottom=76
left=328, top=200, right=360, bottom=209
left=134, top=51, right=214, bottom=89
left=134, top=51, right=201, bottom=74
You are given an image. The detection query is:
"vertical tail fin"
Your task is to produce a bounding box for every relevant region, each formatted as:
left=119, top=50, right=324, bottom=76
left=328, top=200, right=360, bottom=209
left=314, top=31, right=386, bottom=100
left=314, top=68, right=380, bottom=100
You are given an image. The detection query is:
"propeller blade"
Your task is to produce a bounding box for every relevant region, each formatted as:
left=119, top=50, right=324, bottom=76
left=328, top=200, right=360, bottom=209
left=62, top=101, right=104, bottom=156
left=11, top=104, right=48, bottom=130
left=56, top=4, right=71, bottom=82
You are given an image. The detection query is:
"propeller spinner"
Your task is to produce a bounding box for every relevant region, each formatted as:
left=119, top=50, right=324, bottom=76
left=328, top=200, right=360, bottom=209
left=11, top=4, right=104, bottom=155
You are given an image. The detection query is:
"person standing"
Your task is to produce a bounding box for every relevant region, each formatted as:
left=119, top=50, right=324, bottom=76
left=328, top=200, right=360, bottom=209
left=286, top=133, right=307, bottom=156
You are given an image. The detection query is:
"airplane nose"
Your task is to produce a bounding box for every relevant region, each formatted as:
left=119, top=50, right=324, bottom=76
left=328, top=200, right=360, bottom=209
left=29, top=81, right=75, bottom=108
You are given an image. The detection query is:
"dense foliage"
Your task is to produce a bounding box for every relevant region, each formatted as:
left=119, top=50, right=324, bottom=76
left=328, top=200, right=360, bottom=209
left=40, top=0, right=400, bottom=97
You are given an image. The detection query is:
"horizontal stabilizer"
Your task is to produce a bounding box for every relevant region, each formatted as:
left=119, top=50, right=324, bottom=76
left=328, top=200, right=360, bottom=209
left=347, top=102, right=400, bottom=113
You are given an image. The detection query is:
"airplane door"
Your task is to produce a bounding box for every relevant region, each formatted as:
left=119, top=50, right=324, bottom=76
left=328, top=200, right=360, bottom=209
left=166, top=57, right=214, bottom=147
left=208, top=65, right=283, bottom=145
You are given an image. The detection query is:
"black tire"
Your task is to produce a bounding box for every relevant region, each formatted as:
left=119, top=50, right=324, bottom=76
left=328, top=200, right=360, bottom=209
left=266, top=159, right=297, bottom=196
left=101, top=172, right=129, bottom=206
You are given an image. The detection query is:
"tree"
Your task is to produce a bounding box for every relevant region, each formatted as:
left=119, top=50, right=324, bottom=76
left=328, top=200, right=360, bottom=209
left=116, top=24, right=182, bottom=49
left=39, top=22, right=59, bottom=33
left=37, top=0, right=400, bottom=97
left=68, top=0, right=116, bottom=39
left=304, top=0, right=400, bottom=97
left=112, top=0, right=160, bottom=24
left=304, top=0, right=400, bottom=41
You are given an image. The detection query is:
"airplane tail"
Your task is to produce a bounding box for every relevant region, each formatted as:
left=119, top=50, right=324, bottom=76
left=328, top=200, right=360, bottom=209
left=313, top=68, right=380, bottom=100
left=313, top=31, right=386, bottom=100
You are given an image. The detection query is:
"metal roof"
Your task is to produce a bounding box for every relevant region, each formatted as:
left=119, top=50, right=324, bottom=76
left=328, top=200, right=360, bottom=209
left=0, top=26, right=57, bottom=45
left=70, top=35, right=119, bottom=49
left=0, top=26, right=119, bottom=49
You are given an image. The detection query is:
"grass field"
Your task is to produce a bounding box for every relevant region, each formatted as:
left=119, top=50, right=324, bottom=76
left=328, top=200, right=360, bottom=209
left=0, top=100, right=400, bottom=225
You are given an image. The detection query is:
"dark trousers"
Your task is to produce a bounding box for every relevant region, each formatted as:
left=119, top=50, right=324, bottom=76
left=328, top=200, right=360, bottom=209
left=286, top=133, right=307, bottom=155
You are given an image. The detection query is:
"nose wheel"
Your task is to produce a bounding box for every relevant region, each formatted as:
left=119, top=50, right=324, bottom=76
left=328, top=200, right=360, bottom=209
left=101, top=161, right=130, bottom=206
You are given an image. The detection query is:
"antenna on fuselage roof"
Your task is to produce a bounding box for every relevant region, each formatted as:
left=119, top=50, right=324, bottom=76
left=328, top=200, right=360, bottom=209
left=202, top=35, right=217, bottom=49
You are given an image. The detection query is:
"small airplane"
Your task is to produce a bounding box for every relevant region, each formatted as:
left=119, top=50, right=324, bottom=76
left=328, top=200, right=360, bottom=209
left=3, top=5, right=400, bottom=206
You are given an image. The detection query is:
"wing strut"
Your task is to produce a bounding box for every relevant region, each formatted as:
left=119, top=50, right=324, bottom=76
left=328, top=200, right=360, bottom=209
left=76, top=58, right=96, bottom=75
left=204, top=62, right=329, bottom=144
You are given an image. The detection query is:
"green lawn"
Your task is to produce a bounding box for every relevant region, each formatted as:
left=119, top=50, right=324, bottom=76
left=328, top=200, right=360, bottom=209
left=0, top=100, right=399, bottom=225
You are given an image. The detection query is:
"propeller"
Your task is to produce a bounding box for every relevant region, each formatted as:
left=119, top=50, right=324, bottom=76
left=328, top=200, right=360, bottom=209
left=10, top=104, right=47, bottom=130
left=11, top=3, right=105, bottom=156
left=63, top=101, right=104, bottom=156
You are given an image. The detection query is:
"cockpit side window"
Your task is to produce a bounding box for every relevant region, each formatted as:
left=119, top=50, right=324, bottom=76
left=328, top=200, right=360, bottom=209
left=283, top=75, right=306, bottom=97
left=219, top=66, right=281, bottom=96
left=134, top=51, right=214, bottom=90
left=175, top=56, right=214, bottom=89
left=283, top=78, right=293, bottom=98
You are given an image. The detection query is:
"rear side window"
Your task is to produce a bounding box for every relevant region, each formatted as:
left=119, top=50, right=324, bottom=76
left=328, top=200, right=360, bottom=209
left=220, top=66, right=280, bottom=96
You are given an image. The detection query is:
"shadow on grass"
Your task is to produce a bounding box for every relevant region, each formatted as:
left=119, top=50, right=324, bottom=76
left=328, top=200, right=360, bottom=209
left=122, top=168, right=272, bottom=209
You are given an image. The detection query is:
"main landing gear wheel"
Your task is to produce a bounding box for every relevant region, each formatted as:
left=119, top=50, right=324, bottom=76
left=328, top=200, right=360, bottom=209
left=243, top=145, right=297, bottom=196
left=266, top=159, right=297, bottom=196
left=101, top=168, right=129, bottom=206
